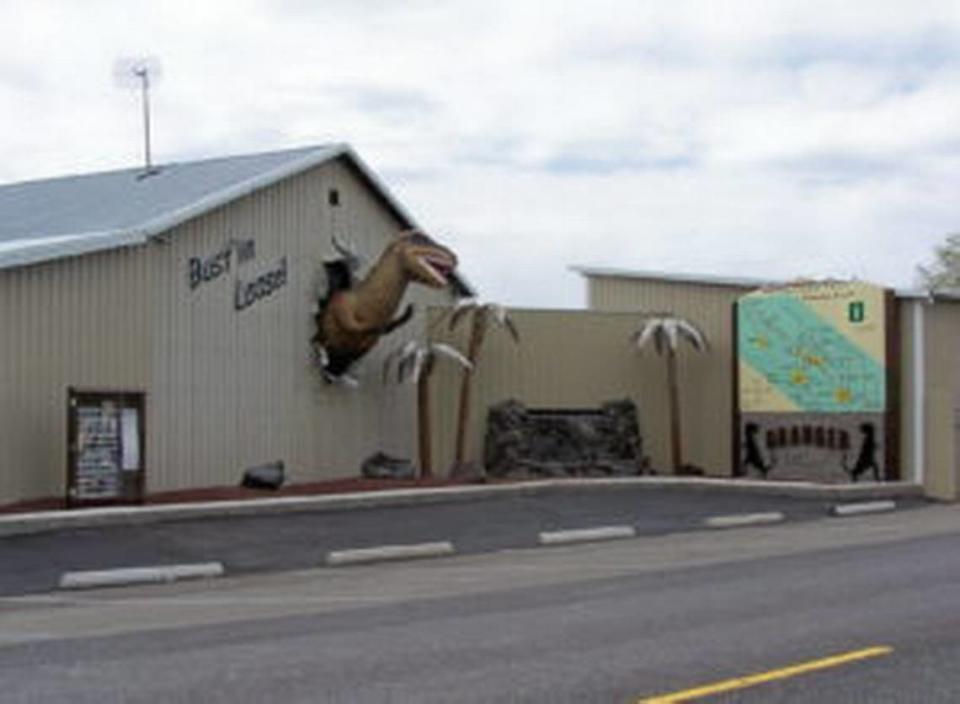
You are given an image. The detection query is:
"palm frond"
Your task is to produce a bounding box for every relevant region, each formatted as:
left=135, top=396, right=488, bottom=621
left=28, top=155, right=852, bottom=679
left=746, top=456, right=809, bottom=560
left=489, top=304, right=520, bottom=343
left=386, top=341, right=474, bottom=384
left=502, top=315, right=520, bottom=343
left=631, top=319, right=661, bottom=351
left=676, top=319, right=709, bottom=351
left=410, top=348, right=429, bottom=384
left=653, top=326, right=666, bottom=355
left=447, top=299, right=478, bottom=331
left=397, top=343, right=421, bottom=384
left=445, top=300, right=521, bottom=345
left=430, top=343, right=473, bottom=371
left=632, top=313, right=709, bottom=355
left=382, top=340, right=417, bottom=384
left=664, top=319, right=679, bottom=351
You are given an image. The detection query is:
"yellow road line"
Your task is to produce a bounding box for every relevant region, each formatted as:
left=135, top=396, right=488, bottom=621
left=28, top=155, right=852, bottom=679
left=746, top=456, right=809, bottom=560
left=639, top=646, right=893, bottom=703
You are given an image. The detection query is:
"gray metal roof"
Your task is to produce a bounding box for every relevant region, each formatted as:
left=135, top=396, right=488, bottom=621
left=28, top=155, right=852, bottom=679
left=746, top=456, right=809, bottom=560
left=570, top=264, right=948, bottom=302
left=0, top=143, right=474, bottom=297
left=0, top=144, right=348, bottom=269
left=569, top=265, right=777, bottom=290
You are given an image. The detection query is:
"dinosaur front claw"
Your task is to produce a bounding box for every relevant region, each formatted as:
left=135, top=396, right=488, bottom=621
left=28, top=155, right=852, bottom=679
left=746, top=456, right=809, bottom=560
left=313, top=342, right=330, bottom=369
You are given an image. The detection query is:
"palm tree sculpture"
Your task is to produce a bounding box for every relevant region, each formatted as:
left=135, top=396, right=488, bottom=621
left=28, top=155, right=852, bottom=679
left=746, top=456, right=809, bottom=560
left=445, top=301, right=520, bottom=471
left=383, top=340, right=472, bottom=478
left=631, top=313, right=709, bottom=473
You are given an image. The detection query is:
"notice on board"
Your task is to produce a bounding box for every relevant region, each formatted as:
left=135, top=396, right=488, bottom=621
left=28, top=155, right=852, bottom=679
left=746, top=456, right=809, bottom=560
left=75, top=405, right=122, bottom=499
left=121, top=407, right=140, bottom=471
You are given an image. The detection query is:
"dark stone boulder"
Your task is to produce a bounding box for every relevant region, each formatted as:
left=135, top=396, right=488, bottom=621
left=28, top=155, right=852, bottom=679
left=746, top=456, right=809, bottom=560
left=361, top=452, right=416, bottom=480
left=241, top=461, right=285, bottom=490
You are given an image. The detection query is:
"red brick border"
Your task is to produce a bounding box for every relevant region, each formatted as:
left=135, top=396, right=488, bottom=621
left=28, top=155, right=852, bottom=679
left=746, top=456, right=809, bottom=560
left=0, top=476, right=492, bottom=516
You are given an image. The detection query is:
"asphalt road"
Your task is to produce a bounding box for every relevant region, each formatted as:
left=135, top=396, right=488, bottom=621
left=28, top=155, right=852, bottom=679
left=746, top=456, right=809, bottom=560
left=1, top=504, right=958, bottom=703
left=0, top=487, right=922, bottom=595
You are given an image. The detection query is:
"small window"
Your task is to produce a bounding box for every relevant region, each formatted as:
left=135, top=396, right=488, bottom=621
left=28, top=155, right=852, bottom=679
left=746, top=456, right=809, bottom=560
left=328, top=188, right=340, bottom=206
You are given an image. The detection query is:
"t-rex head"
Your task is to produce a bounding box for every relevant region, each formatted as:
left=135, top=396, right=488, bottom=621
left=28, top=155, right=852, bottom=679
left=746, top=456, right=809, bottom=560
left=393, top=230, right=458, bottom=289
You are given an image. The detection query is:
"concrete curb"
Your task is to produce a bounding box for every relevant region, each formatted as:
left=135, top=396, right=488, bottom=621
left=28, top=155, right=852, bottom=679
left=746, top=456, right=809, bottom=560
left=326, top=541, right=455, bottom=566
left=831, top=500, right=897, bottom=517
left=58, top=562, right=225, bottom=590
left=0, top=478, right=925, bottom=538
left=539, top=525, right=637, bottom=546
left=704, top=512, right=786, bottom=529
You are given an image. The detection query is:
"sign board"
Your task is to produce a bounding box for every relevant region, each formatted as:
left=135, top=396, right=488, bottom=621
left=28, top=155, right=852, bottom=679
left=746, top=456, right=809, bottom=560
left=738, top=281, right=887, bottom=413
left=734, top=281, right=899, bottom=483
left=67, top=389, right=146, bottom=508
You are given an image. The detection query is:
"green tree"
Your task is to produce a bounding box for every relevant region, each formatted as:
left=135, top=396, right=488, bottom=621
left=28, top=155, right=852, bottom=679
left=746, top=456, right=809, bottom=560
left=917, top=233, right=960, bottom=292
left=631, top=313, right=709, bottom=472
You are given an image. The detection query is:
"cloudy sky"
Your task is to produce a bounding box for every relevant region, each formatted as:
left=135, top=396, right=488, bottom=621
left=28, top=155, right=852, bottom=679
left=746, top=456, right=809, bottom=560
left=2, top=1, right=959, bottom=307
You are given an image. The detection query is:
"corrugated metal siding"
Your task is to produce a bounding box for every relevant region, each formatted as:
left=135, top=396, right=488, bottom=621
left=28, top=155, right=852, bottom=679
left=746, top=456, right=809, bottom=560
left=0, top=156, right=452, bottom=505
left=429, top=308, right=721, bottom=476
left=587, top=277, right=752, bottom=475
left=147, top=157, right=445, bottom=492
left=0, top=247, right=153, bottom=504
left=921, top=301, right=960, bottom=499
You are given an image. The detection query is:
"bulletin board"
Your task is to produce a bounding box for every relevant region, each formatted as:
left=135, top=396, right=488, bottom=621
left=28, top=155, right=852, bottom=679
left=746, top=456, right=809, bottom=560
left=66, top=389, right=146, bottom=508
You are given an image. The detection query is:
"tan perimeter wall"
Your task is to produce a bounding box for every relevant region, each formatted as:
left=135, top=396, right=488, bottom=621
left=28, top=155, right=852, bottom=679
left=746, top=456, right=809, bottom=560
left=920, top=300, right=960, bottom=499
left=429, top=276, right=960, bottom=499
left=429, top=307, right=735, bottom=477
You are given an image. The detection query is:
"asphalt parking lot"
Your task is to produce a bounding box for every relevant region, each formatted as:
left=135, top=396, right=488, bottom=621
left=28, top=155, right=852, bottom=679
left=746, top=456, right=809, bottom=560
left=0, top=484, right=931, bottom=596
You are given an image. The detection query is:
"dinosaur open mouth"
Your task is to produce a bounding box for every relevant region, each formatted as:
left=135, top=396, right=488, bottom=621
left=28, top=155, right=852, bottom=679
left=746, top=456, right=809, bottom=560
left=418, top=255, right=455, bottom=287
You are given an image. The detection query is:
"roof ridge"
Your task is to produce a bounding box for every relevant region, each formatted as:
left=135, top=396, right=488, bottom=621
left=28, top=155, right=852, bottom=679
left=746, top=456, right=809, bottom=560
left=0, top=143, right=340, bottom=190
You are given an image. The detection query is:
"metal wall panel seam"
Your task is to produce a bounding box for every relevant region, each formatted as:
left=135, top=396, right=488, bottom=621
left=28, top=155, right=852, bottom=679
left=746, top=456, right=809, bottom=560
left=913, top=299, right=926, bottom=485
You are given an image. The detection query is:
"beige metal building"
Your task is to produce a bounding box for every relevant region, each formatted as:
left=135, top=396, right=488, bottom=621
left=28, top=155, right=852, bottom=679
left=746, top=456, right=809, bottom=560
left=430, top=267, right=960, bottom=501
left=0, top=145, right=465, bottom=508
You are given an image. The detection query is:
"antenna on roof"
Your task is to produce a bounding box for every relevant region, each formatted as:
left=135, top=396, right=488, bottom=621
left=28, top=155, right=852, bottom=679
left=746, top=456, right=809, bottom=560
left=113, top=56, right=163, bottom=177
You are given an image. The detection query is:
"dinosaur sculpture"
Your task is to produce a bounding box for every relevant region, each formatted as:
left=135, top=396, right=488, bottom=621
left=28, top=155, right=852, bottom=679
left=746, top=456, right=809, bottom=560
left=842, top=422, right=881, bottom=482
left=742, top=422, right=776, bottom=478
left=312, top=230, right=458, bottom=383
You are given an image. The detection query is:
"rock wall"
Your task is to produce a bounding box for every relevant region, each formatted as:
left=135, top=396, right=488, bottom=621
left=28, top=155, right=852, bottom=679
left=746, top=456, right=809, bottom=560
left=484, top=399, right=646, bottom=478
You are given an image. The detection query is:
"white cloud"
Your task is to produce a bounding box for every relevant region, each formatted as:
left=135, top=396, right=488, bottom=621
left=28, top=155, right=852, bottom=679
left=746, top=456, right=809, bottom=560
left=0, top=0, right=958, bottom=306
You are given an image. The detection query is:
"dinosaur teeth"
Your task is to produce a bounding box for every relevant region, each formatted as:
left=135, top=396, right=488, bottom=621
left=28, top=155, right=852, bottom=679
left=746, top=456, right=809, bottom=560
left=418, top=255, right=452, bottom=287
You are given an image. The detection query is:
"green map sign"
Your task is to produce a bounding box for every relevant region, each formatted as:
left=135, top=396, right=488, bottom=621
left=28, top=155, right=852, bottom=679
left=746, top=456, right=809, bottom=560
left=738, top=282, right=887, bottom=413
